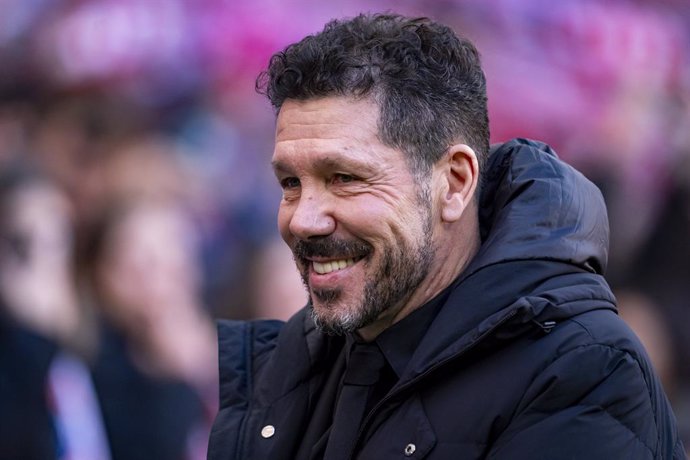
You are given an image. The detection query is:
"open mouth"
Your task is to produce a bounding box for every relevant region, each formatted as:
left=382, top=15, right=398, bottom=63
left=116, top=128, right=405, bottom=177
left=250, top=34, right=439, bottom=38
left=312, top=256, right=365, bottom=274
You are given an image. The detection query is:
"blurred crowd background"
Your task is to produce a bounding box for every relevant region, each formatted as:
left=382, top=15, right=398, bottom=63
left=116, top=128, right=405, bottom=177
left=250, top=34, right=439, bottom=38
left=0, top=0, right=689, bottom=458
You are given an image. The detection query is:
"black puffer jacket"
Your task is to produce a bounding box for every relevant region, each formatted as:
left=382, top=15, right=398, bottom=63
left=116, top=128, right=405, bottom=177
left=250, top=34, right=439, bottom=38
left=209, top=139, right=686, bottom=459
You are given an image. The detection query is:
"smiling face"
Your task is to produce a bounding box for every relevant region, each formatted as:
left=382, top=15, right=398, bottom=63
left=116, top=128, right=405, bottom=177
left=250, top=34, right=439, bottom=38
left=273, top=96, right=439, bottom=337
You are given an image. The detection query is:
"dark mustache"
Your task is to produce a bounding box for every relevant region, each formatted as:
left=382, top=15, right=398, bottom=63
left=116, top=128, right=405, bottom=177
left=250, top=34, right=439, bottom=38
left=293, top=237, right=372, bottom=259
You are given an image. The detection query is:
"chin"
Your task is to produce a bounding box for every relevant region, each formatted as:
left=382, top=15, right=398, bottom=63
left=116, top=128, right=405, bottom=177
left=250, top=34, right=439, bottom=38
left=309, top=293, right=383, bottom=336
left=309, top=299, right=358, bottom=335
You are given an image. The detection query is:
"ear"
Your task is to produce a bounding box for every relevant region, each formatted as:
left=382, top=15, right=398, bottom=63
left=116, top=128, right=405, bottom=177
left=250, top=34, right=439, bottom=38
left=439, top=144, right=479, bottom=223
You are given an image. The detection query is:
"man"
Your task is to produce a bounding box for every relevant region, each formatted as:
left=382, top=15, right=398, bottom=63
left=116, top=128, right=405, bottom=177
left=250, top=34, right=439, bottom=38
left=209, top=13, right=685, bottom=459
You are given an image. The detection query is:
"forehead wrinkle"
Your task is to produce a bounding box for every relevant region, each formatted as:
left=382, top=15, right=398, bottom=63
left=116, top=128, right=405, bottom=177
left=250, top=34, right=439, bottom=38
left=276, top=103, right=380, bottom=141
left=274, top=132, right=373, bottom=159
left=275, top=122, right=348, bottom=140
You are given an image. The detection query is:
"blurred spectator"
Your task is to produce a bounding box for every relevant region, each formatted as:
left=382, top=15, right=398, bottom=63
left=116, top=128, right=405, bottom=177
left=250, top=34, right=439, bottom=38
left=0, top=163, right=82, bottom=345
left=0, top=131, right=217, bottom=459
left=0, top=164, right=109, bottom=460
left=76, top=196, right=216, bottom=460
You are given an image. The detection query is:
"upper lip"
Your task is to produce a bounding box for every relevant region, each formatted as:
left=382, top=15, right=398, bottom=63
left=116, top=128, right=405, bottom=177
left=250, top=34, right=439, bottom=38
left=306, top=256, right=353, bottom=262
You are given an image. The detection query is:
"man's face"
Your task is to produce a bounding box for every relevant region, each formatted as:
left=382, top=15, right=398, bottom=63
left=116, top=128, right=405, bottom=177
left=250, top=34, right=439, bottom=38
left=272, top=96, right=436, bottom=335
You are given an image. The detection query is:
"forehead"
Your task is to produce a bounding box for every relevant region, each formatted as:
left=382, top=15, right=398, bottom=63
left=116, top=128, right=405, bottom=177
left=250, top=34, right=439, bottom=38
left=276, top=96, right=379, bottom=140
left=272, top=97, right=403, bottom=169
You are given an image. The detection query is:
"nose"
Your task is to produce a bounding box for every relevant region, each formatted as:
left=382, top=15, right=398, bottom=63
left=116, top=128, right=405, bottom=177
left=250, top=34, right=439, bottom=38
left=286, top=190, right=336, bottom=240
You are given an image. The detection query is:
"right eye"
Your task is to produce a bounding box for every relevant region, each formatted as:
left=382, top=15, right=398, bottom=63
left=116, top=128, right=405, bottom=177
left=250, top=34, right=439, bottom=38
left=280, top=177, right=301, bottom=190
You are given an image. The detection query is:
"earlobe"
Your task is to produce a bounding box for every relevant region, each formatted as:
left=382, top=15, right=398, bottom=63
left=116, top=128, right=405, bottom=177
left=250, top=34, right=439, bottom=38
left=441, top=194, right=465, bottom=222
left=440, top=144, right=478, bottom=223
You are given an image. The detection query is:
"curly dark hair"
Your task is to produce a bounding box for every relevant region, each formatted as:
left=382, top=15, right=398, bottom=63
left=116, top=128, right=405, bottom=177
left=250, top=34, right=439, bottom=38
left=257, top=13, right=490, bottom=179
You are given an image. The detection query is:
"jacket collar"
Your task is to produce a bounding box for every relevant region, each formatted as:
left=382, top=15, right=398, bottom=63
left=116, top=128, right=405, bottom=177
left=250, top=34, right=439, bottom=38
left=394, top=139, right=616, bottom=386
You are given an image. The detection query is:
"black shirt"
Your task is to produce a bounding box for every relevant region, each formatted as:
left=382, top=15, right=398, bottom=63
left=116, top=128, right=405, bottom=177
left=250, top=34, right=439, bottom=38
left=298, top=286, right=452, bottom=459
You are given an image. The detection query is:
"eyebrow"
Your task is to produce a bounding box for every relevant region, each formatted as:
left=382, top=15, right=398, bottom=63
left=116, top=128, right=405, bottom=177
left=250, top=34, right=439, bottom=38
left=272, top=154, right=377, bottom=175
left=271, top=159, right=291, bottom=174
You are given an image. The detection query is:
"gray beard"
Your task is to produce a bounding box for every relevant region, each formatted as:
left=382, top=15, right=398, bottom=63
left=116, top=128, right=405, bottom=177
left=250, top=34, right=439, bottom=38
left=309, top=234, right=435, bottom=335
left=309, top=199, right=434, bottom=335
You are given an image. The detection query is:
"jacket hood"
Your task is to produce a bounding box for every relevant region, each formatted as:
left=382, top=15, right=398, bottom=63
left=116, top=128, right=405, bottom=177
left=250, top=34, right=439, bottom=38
left=400, top=139, right=617, bottom=384
left=472, top=138, right=609, bottom=275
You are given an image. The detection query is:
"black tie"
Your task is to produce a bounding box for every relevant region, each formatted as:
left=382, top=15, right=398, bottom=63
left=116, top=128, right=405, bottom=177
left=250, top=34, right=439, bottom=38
left=323, top=342, right=386, bottom=460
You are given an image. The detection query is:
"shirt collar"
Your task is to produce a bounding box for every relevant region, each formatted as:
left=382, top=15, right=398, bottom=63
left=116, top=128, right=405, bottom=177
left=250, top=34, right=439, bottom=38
left=373, top=285, right=452, bottom=378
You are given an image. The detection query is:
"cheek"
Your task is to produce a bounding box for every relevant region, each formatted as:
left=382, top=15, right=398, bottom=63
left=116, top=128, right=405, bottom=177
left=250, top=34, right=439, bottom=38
left=352, top=198, right=421, bottom=237
left=384, top=208, right=429, bottom=250
left=277, top=206, right=294, bottom=242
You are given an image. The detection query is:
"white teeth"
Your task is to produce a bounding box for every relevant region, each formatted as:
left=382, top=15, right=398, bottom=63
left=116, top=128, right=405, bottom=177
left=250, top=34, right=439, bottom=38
left=313, top=258, right=356, bottom=274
